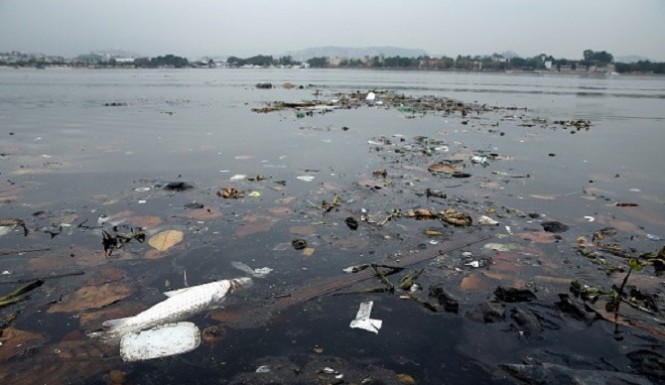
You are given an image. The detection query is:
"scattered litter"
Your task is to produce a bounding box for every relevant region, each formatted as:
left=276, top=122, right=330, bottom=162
left=471, top=155, right=489, bottom=165
left=148, top=230, right=184, bottom=251
left=138, top=200, right=147, bottom=204
left=366, top=92, right=376, bottom=101
left=484, top=243, right=520, bottom=252
left=465, top=261, right=482, bottom=268
left=89, top=277, right=252, bottom=344
left=349, top=301, right=382, bottom=334
left=217, top=187, right=244, bottom=199
left=646, top=234, right=662, bottom=241
left=584, top=216, right=595, bottom=222
left=272, top=243, right=292, bottom=251
left=248, top=191, right=262, bottom=197
left=229, top=174, right=247, bottom=181
left=505, top=225, right=513, bottom=234
left=255, top=365, right=271, bottom=374
left=296, top=175, right=315, bottom=182
left=134, top=187, right=151, bottom=192
left=163, top=182, right=194, bottom=192
left=292, top=239, right=307, bottom=250
left=343, top=264, right=370, bottom=273
left=616, top=202, right=639, bottom=207
left=231, top=261, right=273, bottom=278
left=119, top=322, right=200, bottom=362
left=541, top=221, right=569, bottom=233
left=478, top=215, right=499, bottom=226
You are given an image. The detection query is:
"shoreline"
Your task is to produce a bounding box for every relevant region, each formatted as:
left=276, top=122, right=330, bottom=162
left=1, top=65, right=664, bottom=77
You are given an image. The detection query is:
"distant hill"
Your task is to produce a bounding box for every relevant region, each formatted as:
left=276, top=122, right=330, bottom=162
left=89, top=48, right=143, bottom=58
left=285, top=46, right=428, bottom=61
left=615, top=55, right=651, bottom=63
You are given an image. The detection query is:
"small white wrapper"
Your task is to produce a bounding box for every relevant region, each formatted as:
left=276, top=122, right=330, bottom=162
left=350, top=301, right=382, bottom=334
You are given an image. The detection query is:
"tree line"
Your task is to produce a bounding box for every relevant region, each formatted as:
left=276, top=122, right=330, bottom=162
left=2, top=49, right=664, bottom=74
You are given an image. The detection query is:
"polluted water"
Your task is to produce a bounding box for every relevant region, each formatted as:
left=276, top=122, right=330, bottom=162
left=0, top=69, right=664, bottom=385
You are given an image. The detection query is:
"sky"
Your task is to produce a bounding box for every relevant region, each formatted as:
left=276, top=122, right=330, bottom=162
left=1, top=0, right=664, bottom=60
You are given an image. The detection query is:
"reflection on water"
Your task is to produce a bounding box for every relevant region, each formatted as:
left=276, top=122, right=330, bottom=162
left=0, top=69, right=664, bottom=385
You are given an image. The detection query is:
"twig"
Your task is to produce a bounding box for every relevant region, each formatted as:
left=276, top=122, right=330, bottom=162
left=0, top=270, right=84, bottom=285
left=0, top=247, right=51, bottom=256
left=0, top=280, right=43, bottom=308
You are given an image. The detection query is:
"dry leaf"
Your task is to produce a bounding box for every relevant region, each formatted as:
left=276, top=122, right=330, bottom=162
left=459, top=274, right=491, bottom=292
left=180, top=206, right=222, bottom=221
left=0, top=327, right=42, bottom=363
left=595, top=215, right=645, bottom=235
left=428, top=162, right=457, bottom=174
left=235, top=222, right=275, bottom=237
left=29, top=255, right=70, bottom=271
left=396, top=373, right=417, bottom=384
left=516, top=231, right=560, bottom=244
left=148, top=230, right=184, bottom=251
left=267, top=207, right=292, bottom=217
left=529, top=194, right=557, bottom=200
left=84, top=267, right=127, bottom=286
left=48, top=283, right=132, bottom=313
left=289, top=226, right=316, bottom=235
left=128, top=215, right=163, bottom=229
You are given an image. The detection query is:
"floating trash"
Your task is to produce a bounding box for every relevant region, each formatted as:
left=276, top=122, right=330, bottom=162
left=349, top=301, right=382, bottom=334
left=89, top=277, right=252, bottom=344
left=229, top=174, right=247, bottom=181
left=231, top=261, right=273, bottom=278
left=478, top=215, right=499, bottom=226
left=471, top=155, right=489, bottom=165
left=119, top=322, right=200, bottom=362
left=296, top=175, right=315, bottom=182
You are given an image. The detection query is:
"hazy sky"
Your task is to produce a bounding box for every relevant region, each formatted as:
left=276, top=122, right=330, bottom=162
left=1, top=0, right=663, bottom=60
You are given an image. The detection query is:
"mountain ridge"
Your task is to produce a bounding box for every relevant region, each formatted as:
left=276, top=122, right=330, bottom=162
left=283, top=46, right=429, bottom=61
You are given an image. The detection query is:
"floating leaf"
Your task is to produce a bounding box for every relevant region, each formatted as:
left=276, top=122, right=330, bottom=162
left=128, top=215, right=162, bottom=229
left=148, top=230, right=184, bottom=251
left=289, top=226, right=316, bottom=235
left=428, top=162, right=457, bottom=174
left=0, top=327, right=42, bottom=363
left=267, top=207, right=291, bottom=217
left=217, top=187, right=244, bottom=199
left=516, top=231, right=560, bottom=244
left=235, top=221, right=275, bottom=237
left=459, top=274, right=491, bottom=292
left=48, top=283, right=132, bottom=313
left=529, top=194, right=557, bottom=200
left=396, top=373, right=417, bottom=384
left=84, top=267, right=127, bottom=286
left=484, top=243, right=520, bottom=252
left=628, top=258, right=644, bottom=272
left=180, top=206, right=222, bottom=221
left=425, top=229, right=444, bottom=236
